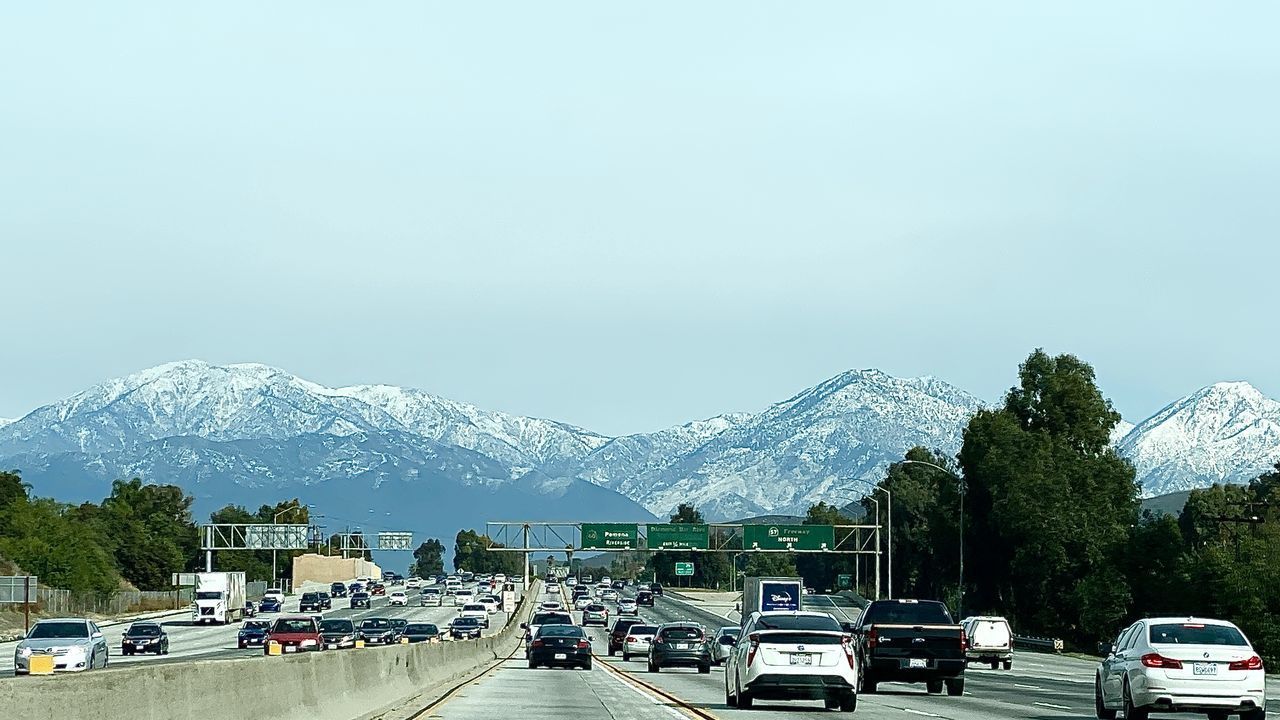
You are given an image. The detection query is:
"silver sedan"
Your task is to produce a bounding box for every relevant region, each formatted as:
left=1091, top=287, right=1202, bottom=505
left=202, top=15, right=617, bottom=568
left=13, top=618, right=110, bottom=675
left=709, top=625, right=741, bottom=665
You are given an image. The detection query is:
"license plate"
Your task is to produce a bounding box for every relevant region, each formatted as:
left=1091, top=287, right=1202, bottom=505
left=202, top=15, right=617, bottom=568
left=790, top=653, right=813, bottom=666
left=676, top=643, right=689, bottom=650
left=284, top=646, right=296, bottom=653
left=908, top=658, right=928, bottom=669
left=555, top=653, right=568, bottom=660
left=326, top=644, right=336, bottom=649
left=1193, top=662, right=1218, bottom=676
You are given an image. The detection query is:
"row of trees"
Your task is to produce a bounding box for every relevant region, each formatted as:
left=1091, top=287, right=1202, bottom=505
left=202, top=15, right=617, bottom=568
left=452, top=529, right=523, bottom=575
left=0, top=470, right=335, bottom=595
left=857, top=350, right=1280, bottom=663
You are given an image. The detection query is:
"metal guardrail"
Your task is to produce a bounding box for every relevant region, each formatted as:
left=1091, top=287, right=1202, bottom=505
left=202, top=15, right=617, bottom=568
left=1013, top=634, right=1064, bottom=652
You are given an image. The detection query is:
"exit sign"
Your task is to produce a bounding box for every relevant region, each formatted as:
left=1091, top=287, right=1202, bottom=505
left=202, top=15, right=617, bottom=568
left=675, top=562, right=694, bottom=576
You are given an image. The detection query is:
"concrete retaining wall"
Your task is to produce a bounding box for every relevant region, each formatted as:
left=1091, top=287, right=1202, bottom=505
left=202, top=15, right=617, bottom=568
left=291, top=554, right=383, bottom=587
left=0, top=583, right=538, bottom=720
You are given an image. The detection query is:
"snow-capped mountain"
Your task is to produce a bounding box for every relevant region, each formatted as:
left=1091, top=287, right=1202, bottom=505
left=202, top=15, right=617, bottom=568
left=571, top=370, right=986, bottom=519
left=2, top=360, right=1277, bottom=527
left=0, top=418, right=13, bottom=430
left=1117, top=382, right=1280, bottom=497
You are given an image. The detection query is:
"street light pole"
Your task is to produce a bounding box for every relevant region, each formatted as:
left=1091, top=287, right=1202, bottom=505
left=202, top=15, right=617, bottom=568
left=272, top=503, right=312, bottom=586
left=900, top=459, right=965, bottom=618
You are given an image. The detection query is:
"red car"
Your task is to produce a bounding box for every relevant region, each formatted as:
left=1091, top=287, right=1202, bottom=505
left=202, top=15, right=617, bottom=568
left=370, top=584, right=387, bottom=596
left=265, top=615, right=323, bottom=654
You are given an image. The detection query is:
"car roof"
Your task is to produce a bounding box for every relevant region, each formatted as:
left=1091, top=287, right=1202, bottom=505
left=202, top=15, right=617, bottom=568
left=753, top=610, right=834, bottom=619
left=1141, top=617, right=1239, bottom=627
left=38, top=618, right=91, bottom=624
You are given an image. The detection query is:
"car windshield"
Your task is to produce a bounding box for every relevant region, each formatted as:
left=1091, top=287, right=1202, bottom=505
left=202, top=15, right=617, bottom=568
left=631, top=625, right=658, bottom=635
left=195, top=591, right=223, bottom=600
left=1150, top=623, right=1248, bottom=646
left=861, top=601, right=953, bottom=625
left=718, top=628, right=741, bottom=638
left=353, top=593, right=369, bottom=599
left=266, top=589, right=281, bottom=594
left=361, top=619, right=391, bottom=629
left=301, top=593, right=317, bottom=600
left=755, top=615, right=841, bottom=631
left=537, top=625, right=583, bottom=638
left=405, top=624, right=438, bottom=634
left=272, top=619, right=315, bottom=633
left=320, top=620, right=354, bottom=633
left=244, top=621, right=270, bottom=630
left=127, top=625, right=162, bottom=636
left=661, top=627, right=703, bottom=640
left=532, top=613, right=573, bottom=625
left=455, top=618, right=482, bottom=627
left=28, top=622, right=88, bottom=639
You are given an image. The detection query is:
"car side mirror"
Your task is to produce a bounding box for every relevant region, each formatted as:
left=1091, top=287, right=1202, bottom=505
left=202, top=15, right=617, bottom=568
left=520, top=622, right=528, bottom=629
left=121, top=632, right=128, bottom=637
left=92, top=632, right=103, bottom=640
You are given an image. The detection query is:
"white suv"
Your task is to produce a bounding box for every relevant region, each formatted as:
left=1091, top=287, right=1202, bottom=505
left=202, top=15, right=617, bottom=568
left=962, top=616, right=1013, bottom=670
left=1095, top=617, right=1266, bottom=720
left=725, top=611, right=857, bottom=712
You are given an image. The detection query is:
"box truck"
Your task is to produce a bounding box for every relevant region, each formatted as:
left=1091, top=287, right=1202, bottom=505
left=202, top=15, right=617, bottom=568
left=739, top=576, right=803, bottom=625
left=192, top=571, right=247, bottom=625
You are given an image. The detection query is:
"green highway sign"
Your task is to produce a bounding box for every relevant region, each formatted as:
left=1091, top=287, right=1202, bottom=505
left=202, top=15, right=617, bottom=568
left=675, top=562, right=695, bottom=576
left=646, top=523, right=709, bottom=550
left=580, top=523, right=638, bottom=550
left=837, top=573, right=852, bottom=590
left=742, top=524, right=835, bottom=551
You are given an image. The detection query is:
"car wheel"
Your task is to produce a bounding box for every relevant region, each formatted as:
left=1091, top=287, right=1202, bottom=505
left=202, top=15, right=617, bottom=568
left=1207, top=712, right=1230, bottom=720
left=648, top=661, right=659, bottom=673
left=622, top=652, right=630, bottom=661
left=1094, top=676, right=1116, bottom=719
left=609, top=647, right=616, bottom=656
left=1239, top=709, right=1266, bottom=720
left=88, top=651, right=96, bottom=669
left=926, top=679, right=943, bottom=694
left=698, top=664, right=710, bottom=674
left=1122, top=680, right=1148, bottom=720
left=824, top=697, right=840, bottom=710
left=840, top=693, right=857, bottom=712
left=583, top=661, right=592, bottom=671
left=945, top=678, right=964, bottom=696
left=1002, top=659, right=1012, bottom=670
left=739, top=687, right=754, bottom=709
left=989, top=660, right=998, bottom=670
left=528, top=660, right=538, bottom=669
left=124, top=649, right=132, bottom=656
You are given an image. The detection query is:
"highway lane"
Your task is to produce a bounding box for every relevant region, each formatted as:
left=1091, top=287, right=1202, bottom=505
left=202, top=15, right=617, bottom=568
left=602, top=587, right=1280, bottom=720
left=0, top=581, right=521, bottom=677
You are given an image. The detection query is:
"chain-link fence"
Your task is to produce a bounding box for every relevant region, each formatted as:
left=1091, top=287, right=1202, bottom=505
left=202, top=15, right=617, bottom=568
left=30, top=587, right=195, bottom=616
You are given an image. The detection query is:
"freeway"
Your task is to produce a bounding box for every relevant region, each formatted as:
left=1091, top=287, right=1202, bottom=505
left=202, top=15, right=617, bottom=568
left=0, top=580, right=520, bottom=677
left=424, top=581, right=1279, bottom=720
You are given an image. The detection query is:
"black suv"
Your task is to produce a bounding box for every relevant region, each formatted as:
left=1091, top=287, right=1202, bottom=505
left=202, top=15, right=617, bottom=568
left=299, top=592, right=324, bottom=612
left=650, top=582, right=664, bottom=597
left=636, top=590, right=655, bottom=607
left=317, top=592, right=333, bottom=609
left=608, top=617, right=645, bottom=656
left=329, top=582, right=348, bottom=598
left=350, top=591, right=371, bottom=609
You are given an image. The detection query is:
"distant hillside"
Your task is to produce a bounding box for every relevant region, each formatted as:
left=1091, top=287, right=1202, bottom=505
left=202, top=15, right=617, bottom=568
left=1141, top=490, right=1193, bottom=517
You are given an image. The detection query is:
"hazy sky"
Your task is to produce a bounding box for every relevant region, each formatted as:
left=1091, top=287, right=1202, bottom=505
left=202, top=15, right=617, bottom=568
left=3, top=2, right=1277, bottom=435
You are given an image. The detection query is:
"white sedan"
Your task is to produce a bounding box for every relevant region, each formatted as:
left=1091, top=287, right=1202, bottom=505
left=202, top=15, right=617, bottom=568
left=1095, top=617, right=1266, bottom=720
left=388, top=590, right=408, bottom=606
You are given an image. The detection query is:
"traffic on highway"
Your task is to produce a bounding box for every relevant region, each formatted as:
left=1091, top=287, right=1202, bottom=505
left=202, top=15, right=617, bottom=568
left=419, top=575, right=1277, bottom=720
left=4, top=572, right=522, bottom=677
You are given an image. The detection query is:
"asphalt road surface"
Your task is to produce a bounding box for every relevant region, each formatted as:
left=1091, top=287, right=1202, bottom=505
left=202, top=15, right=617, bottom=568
left=0, top=581, right=520, bottom=677
left=429, top=581, right=1279, bottom=720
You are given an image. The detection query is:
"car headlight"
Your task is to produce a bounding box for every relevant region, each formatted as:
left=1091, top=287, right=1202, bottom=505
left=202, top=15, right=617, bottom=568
left=343, top=635, right=354, bottom=642
left=300, top=640, right=317, bottom=647
left=18, top=647, right=32, bottom=658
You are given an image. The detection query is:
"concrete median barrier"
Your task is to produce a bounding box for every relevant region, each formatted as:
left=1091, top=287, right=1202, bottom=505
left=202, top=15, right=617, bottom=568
left=0, top=583, right=539, bottom=720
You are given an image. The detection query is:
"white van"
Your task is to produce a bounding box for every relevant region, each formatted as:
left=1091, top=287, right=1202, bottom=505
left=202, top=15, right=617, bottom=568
left=962, top=616, right=1013, bottom=669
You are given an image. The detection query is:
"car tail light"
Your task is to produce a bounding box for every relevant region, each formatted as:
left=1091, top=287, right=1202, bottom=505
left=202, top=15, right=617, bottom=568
left=867, top=628, right=878, bottom=650
left=577, top=640, right=590, bottom=649
left=1140, top=653, right=1183, bottom=669
left=960, top=630, right=968, bottom=652
left=1229, top=655, right=1263, bottom=671
left=746, top=633, right=760, bottom=667
left=531, top=640, right=544, bottom=648
left=626, top=636, right=637, bottom=643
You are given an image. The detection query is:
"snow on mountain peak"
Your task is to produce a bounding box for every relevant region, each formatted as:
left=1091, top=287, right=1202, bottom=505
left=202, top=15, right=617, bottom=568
left=1119, top=381, right=1280, bottom=496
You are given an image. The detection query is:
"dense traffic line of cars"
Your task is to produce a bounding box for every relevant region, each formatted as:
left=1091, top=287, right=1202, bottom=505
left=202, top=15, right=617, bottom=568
left=11, top=571, right=522, bottom=676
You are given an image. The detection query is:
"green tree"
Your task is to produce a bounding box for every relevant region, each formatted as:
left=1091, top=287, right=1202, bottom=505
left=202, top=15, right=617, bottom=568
left=94, top=479, right=200, bottom=589
left=453, top=530, right=522, bottom=575
left=869, top=447, right=964, bottom=601
left=958, top=350, right=1138, bottom=642
left=410, top=539, right=445, bottom=578
left=0, top=496, right=120, bottom=595
left=744, top=552, right=796, bottom=577
left=0, top=470, right=30, bottom=513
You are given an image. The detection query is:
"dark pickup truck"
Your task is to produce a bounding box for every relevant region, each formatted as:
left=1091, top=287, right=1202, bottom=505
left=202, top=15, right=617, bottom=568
left=851, top=599, right=967, bottom=696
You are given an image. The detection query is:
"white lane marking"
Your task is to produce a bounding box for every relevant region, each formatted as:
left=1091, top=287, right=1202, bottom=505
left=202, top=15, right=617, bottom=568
left=902, top=709, right=942, bottom=718
left=1013, top=683, right=1043, bottom=690
left=1034, top=701, right=1072, bottom=711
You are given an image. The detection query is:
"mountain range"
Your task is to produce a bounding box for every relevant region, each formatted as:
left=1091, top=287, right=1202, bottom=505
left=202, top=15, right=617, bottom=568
left=1, top=361, right=1278, bottom=556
